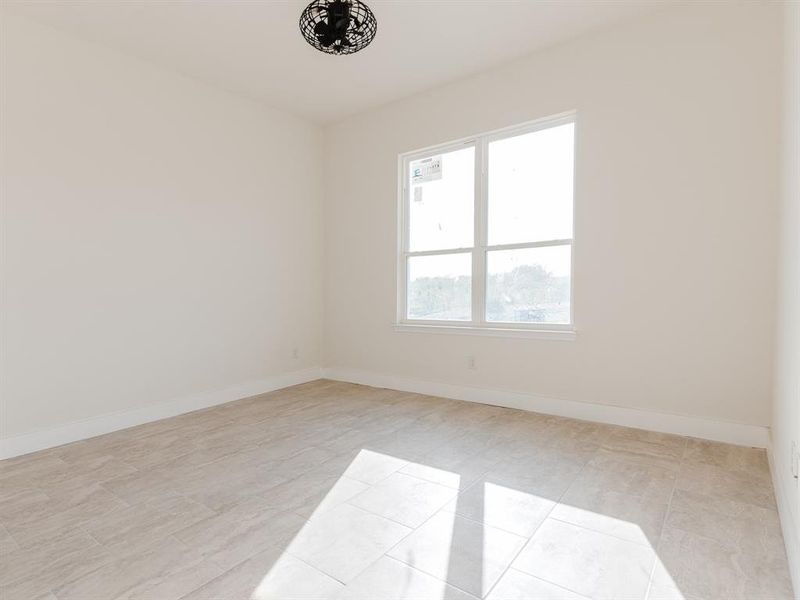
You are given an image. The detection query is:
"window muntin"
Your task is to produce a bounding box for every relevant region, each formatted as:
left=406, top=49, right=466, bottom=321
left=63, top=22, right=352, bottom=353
left=399, top=114, right=575, bottom=331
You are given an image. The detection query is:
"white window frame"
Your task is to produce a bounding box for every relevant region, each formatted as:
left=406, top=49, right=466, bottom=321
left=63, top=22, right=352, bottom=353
left=395, top=112, right=577, bottom=341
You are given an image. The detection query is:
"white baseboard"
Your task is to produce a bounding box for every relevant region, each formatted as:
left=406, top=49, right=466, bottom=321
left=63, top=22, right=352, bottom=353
left=0, top=367, right=323, bottom=460
left=322, top=367, right=770, bottom=448
left=2, top=365, right=770, bottom=460
left=768, top=445, right=800, bottom=599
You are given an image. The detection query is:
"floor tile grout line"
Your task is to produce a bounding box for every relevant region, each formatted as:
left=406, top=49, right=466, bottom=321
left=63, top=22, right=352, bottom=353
left=3, top=382, right=789, bottom=600
left=644, top=435, right=688, bottom=599
left=379, top=547, right=482, bottom=599
left=383, top=464, right=476, bottom=492
left=384, top=554, right=484, bottom=599
left=336, top=496, right=422, bottom=530
left=281, top=510, right=415, bottom=588
left=544, top=514, right=659, bottom=549
left=180, top=530, right=348, bottom=594
left=512, top=570, right=593, bottom=600
left=367, top=462, right=508, bottom=593
left=341, top=471, right=535, bottom=536
left=77, top=523, right=106, bottom=550
left=480, top=441, right=597, bottom=600
left=372, top=458, right=502, bottom=531
left=346, top=424, right=588, bottom=597
left=282, top=548, right=349, bottom=587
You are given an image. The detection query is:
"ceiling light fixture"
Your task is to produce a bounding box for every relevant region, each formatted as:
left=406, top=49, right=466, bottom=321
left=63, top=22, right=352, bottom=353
left=299, top=0, right=377, bottom=56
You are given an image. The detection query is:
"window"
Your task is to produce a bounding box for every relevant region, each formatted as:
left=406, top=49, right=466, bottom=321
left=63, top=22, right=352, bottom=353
left=397, top=113, right=575, bottom=339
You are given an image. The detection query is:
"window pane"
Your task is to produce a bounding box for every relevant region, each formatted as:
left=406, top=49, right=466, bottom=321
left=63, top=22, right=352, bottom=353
left=409, top=147, right=474, bottom=252
left=486, top=245, right=571, bottom=324
left=407, top=253, right=471, bottom=321
left=488, top=123, right=574, bottom=245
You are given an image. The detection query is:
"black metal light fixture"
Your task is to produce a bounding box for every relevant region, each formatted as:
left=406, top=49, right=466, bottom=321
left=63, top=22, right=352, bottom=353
left=299, top=0, right=377, bottom=55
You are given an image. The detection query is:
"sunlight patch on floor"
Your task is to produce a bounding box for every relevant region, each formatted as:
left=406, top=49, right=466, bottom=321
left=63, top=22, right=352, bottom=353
left=250, top=449, right=687, bottom=600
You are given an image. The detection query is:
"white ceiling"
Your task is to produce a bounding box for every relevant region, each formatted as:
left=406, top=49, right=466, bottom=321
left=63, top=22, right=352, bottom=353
left=3, top=0, right=671, bottom=123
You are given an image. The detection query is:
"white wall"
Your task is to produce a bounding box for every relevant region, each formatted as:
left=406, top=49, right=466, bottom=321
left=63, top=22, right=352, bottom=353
left=323, top=2, right=782, bottom=431
left=0, top=14, right=324, bottom=441
left=772, top=1, right=800, bottom=591
left=0, top=3, right=787, bottom=456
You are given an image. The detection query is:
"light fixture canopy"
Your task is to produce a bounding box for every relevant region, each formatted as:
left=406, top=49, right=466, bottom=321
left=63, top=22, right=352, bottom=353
left=299, top=0, right=377, bottom=56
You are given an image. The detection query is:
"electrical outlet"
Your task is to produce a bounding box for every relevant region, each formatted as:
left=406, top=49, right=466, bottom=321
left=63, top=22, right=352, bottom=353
left=792, top=440, right=799, bottom=480
left=292, top=348, right=299, bottom=360
left=467, top=355, right=476, bottom=370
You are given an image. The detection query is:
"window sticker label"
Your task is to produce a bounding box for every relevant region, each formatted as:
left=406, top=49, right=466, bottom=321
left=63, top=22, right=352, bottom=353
left=411, top=156, right=442, bottom=184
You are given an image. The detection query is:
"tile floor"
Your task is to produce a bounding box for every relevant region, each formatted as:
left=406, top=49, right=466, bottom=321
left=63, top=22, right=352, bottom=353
left=0, top=380, right=793, bottom=600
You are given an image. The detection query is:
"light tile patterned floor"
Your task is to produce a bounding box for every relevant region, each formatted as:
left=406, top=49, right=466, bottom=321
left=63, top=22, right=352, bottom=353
left=0, top=380, right=793, bottom=600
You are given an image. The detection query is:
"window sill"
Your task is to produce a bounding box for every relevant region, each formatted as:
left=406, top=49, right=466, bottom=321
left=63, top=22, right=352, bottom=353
left=393, top=323, right=577, bottom=341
